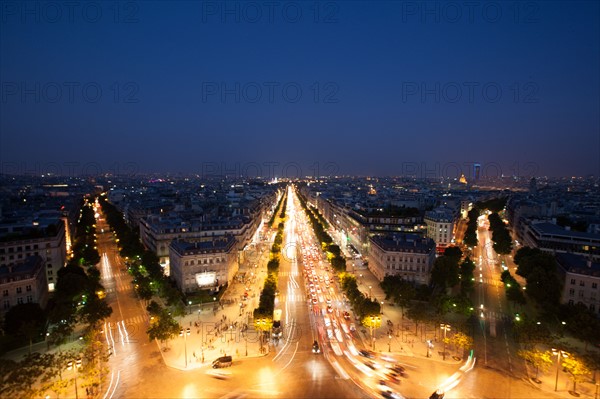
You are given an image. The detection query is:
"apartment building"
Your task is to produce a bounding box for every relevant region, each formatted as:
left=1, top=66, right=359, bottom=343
left=0, top=256, right=49, bottom=313
left=169, top=236, right=237, bottom=294
left=368, top=234, right=436, bottom=283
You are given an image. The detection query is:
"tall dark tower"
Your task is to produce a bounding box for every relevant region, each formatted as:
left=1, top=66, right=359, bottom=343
left=529, top=177, right=537, bottom=195
left=473, top=163, right=481, bottom=181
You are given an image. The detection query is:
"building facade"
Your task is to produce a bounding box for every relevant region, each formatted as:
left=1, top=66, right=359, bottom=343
left=424, top=208, right=455, bottom=251
left=556, top=253, right=600, bottom=315
left=169, top=237, right=238, bottom=294
left=523, top=221, right=600, bottom=261
left=140, top=215, right=259, bottom=268
left=0, top=256, right=49, bottom=314
left=0, top=219, right=67, bottom=292
left=368, top=234, right=436, bottom=283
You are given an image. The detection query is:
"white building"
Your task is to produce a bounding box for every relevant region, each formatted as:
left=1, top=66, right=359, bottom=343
left=368, top=234, right=436, bottom=283
left=169, top=237, right=238, bottom=294
left=424, top=207, right=455, bottom=251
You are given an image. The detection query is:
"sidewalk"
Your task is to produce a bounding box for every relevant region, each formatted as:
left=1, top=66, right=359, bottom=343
left=350, top=266, right=464, bottom=365
left=159, top=299, right=270, bottom=371
left=160, top=237, right=273, bottom=371
left=520, top=337, right=600, bottom=399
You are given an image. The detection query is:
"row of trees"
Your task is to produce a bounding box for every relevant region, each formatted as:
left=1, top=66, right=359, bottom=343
left=487, top=212, right=513, bottom=255
left=514, top=247, right=562, bottom=312
left=475, top=197, right=507, bottom=213
left=517, top=348, right=593, bottom=394
left=46, top=199, right=112, bottom=347
left=500, top=269, right=526, bottom=305
left=1, top=329, right=109, bottom=398
left=97, top=195, right=184, bottom=343
left=254, top=189, right=287, bottom=324
left=463, top=208, right=479, bottom=248
left=428, top=247, right=475, bottom=314
left=380, top=248, right=478, bottom=345
left=296, top=192, right=345, bottom=271
left=269, top=189, right=287, bottom=228
left=339, top=273, right=380, bottom=319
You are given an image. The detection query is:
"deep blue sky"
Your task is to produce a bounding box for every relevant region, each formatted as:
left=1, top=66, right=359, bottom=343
left=1, top=1, right=598, bottom=178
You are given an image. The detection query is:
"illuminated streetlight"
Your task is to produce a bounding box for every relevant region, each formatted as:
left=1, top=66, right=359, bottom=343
left=440, top=324, right=451, bottom=361
left=67, top=358, right=82, bottom=399
left=552, top=348, right=569, bottom=391
left=368, top=316, right=381, bottom=350
left=180, top=327, right=191, bottom=368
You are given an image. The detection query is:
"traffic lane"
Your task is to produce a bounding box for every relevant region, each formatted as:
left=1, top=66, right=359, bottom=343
left=450, top=363, right=541, bottom=399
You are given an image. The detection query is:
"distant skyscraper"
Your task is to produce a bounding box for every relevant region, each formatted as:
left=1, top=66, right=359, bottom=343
left=529, top=177, right=537, bottom=195
left=473, top=163, right=481, bottom=180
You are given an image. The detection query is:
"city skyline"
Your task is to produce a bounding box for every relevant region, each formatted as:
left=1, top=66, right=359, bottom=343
left=1, top=1, right=599, bottom=177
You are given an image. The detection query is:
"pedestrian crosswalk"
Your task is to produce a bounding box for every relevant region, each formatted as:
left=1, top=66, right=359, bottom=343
left=484, top=278, right=503, bottom=287
left=104, top=281, right=131, bottom=294
left=484, top=310, right=506, bottom=320
left=119, top=315, right=147, bottom=325
left=282, top=294, right=309, bottom=303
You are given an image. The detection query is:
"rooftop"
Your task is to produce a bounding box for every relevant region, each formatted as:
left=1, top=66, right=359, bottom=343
left=170, top=236, right=236, bottom=255
left=0, top=256, right=43, bottom=277
left=370, top=234, right=435, bottom=252
left=530, top=222, right=600, bottom=240
left=556, top=253, right=600, bottom=278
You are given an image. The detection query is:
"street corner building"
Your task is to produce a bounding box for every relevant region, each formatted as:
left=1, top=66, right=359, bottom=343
left=369, top=234, right=436, bottom=283
left=169, top=236, right=238, bottom=294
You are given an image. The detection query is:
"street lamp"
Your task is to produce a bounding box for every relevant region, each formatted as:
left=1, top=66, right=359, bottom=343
left=180, top=327, right=191, bottom=368
left=259, top=319, right=265, bottom=353
left=440, top=324, right=451, bottom=361
left=369, top=316, right=380, bottom=350
left=67, top=358, right=82, bottom=399
left=188, top=300, right=192, bottom=315
left=388, top=334, right=392, bottom=352
left=381, top=301, right=384, bottom=315
left=426, top=339, right=434, bottom=357
left=369, top=285, right=372, bottom=298
left=552, top=348, right=569, bottom=392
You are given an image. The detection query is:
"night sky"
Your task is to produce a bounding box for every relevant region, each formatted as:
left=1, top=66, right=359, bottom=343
left=0, top=1, right=598, bottom=178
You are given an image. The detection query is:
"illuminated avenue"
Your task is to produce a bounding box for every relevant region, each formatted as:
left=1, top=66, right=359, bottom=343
left=2, top=175, right=600, bottom=399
